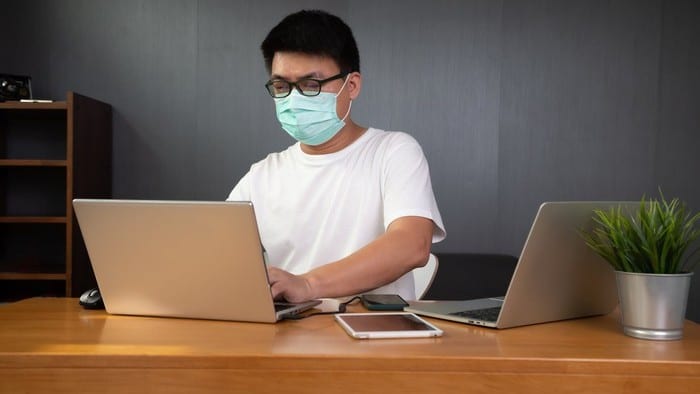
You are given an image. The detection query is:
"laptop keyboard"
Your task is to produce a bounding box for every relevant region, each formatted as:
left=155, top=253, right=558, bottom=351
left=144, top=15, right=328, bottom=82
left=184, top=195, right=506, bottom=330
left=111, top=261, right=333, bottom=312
left=274, top=302, right=293, bottom=312
left=449, top=306, right=502, bottom=322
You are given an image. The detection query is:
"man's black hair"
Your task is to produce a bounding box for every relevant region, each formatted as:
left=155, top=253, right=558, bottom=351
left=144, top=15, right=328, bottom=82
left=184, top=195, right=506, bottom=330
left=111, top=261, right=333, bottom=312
left=261, top=10, right=360, bottom=75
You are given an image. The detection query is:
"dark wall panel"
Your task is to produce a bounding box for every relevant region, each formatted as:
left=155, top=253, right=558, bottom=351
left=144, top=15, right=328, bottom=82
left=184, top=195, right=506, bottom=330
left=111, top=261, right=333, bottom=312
left=1, top=1, right=51, bottom=89
left=349, top=0, right=504, bottom=252
left=655, top=0, right=700, bottom=326
left=15, top=0, right=201, bottom=199
left=497, top=0, right=661, bottom=254
left=195, top=0, right=281, bottom=199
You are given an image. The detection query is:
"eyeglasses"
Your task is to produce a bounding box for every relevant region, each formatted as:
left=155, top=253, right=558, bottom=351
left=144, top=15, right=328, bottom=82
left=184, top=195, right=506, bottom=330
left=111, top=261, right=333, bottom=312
left=264, top=72, right=348, bottom=98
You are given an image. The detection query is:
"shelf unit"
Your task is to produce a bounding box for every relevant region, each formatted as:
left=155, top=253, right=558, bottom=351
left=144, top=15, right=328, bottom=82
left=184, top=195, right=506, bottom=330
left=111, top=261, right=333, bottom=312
left=0, top=92, right=111, bottom=300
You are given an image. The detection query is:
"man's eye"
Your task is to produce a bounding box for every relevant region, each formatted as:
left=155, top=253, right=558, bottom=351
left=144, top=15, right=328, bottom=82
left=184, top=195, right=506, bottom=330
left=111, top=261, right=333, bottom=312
left=298, top=80, right=320, bottom=91
left=271, top=81, right=290, bottom=91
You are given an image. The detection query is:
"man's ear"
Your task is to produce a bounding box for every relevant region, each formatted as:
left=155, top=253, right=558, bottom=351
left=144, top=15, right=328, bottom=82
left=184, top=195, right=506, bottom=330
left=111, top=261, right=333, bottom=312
left=347, top=72, right=362, bottom=100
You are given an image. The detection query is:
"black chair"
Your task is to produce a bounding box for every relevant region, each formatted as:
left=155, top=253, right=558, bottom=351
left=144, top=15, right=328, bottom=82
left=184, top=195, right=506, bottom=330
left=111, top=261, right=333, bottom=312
left=422, top=253, right=518, bottom=300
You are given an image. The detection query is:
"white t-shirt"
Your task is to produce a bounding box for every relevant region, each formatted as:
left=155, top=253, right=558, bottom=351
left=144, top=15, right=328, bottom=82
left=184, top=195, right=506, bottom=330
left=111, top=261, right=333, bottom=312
left=227, top=127, right=446, bottom=299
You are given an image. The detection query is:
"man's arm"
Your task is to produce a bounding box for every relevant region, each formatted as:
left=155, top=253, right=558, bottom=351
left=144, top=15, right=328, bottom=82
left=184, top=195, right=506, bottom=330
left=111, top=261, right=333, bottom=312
left=267, top=215, right=434, bottom=302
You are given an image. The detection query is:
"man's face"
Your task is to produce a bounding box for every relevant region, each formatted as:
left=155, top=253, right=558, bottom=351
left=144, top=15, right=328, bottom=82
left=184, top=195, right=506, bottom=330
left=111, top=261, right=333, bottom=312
left=270, top=52, right=355, bottom=118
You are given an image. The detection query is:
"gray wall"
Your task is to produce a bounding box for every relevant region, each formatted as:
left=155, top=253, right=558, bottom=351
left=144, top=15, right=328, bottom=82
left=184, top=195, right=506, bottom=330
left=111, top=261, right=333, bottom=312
left=2, top=0, right=699, bottom=321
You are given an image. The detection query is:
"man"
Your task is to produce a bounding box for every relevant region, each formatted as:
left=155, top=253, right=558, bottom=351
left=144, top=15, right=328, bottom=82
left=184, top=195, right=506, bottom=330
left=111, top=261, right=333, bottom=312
left=227, top=10, right=445, bottom=302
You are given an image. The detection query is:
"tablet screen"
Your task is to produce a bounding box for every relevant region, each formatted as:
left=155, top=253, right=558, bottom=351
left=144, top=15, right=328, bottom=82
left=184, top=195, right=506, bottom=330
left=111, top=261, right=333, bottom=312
left=335, top=312, right=443, bottom=339
left=340, top=314, right=434, bottom=331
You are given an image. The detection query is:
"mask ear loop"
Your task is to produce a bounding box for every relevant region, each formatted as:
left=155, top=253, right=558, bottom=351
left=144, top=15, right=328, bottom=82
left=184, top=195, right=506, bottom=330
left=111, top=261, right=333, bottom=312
left=336, top=75, right=353, bottom=121
left=340, top=100, right=352, bottom=122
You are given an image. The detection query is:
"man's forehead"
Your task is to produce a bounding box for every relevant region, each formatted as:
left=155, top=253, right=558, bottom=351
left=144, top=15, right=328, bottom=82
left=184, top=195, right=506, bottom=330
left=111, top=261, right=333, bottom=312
left=270, top=52, right=340, bottom=78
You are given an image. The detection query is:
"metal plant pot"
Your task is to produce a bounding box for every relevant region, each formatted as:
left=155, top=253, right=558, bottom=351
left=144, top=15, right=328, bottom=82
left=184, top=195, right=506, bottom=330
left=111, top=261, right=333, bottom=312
left=615, top=271, right=693, bottom=340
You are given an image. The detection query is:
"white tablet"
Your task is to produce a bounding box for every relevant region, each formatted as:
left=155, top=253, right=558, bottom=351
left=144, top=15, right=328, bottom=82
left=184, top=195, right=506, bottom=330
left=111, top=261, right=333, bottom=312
left=334, top=312, right=444, bottom=339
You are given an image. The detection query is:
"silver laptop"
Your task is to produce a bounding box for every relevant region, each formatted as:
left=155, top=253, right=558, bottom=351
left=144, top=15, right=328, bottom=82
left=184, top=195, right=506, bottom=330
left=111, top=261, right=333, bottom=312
left=406, top=201, right=636, bottom=329
left=73, top=199, right=320, bottom=323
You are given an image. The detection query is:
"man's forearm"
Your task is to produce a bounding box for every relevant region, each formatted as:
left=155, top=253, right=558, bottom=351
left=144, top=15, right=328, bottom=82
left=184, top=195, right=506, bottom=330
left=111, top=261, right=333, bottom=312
left=303, top=216, right=434, bottom=299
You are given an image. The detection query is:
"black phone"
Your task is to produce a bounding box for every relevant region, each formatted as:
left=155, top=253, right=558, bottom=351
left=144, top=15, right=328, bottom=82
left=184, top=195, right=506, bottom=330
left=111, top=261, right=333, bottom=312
left=360, top=294, right=409, bottom=311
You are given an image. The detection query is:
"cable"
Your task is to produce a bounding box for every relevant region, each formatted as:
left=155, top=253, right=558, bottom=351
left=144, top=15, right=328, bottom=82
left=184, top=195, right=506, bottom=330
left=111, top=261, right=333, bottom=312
left=283, top=296, right=362, bottom=320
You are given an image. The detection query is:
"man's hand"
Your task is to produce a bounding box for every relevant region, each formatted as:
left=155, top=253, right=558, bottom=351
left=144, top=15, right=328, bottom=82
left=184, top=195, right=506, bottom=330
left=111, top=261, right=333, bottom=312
left=267, top=266, right=316, bottom=303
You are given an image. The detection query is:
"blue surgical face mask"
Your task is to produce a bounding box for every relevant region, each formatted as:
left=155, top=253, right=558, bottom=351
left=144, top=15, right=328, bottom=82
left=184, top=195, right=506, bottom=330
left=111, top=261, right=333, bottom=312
left=274, top=77, right=352, bottom=146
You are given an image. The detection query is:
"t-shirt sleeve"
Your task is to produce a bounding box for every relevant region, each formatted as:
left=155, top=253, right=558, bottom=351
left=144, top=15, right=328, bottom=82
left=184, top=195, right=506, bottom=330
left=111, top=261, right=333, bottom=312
left=382, top=135, right=446, bottom=243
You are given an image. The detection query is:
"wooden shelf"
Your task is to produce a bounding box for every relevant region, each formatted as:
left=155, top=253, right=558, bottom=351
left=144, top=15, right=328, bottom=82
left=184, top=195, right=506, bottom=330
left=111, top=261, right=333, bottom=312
left=0, top=216, right=67, bottom=224
left=0, top=259, right=66, bottom=280
left=0, top=159, right=67, bottom=167
left=0, top=91, right=112, bottom=299
left=0, top=272, right=67, bottom=280
left=0, top=101, right=67, bottom=110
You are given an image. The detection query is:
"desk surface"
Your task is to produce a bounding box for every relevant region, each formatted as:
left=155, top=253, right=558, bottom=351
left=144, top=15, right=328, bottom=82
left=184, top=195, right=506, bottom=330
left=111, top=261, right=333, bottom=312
left=1, top=298, right=699, bottom=393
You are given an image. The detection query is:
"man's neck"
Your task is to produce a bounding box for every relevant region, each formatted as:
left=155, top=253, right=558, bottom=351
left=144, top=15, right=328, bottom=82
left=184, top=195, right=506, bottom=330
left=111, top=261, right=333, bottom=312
left=300, top=121, right=367, bottom=155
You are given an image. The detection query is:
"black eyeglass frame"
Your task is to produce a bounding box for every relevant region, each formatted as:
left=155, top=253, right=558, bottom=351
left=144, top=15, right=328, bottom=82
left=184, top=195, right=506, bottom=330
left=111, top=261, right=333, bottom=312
left=264, top=72, right=349, bottom=98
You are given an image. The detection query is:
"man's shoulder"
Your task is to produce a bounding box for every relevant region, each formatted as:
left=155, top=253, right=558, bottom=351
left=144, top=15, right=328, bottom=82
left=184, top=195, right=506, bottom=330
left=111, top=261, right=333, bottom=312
left=365, top=128, right=420, bottom=148
left=363, top=128, right=424, bottom=158
left=249, top=144, right=298, bottom=171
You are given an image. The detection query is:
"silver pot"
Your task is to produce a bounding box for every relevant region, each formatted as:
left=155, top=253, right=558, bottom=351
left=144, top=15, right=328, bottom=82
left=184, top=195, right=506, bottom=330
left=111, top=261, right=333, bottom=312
left=615, top=271, right=693, bottom=340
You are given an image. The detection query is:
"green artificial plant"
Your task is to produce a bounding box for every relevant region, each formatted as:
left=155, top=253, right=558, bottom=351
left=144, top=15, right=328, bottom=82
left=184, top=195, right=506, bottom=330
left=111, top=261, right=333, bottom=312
left=582, top=193, right=700, bottom=274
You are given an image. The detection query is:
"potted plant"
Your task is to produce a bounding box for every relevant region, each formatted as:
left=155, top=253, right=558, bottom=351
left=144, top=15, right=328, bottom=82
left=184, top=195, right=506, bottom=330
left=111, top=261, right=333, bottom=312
left=582, top=193, right=700, bottom=340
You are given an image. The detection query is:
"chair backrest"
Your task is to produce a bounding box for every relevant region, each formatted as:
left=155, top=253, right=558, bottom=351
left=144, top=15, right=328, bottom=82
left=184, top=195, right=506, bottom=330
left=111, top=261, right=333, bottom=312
left=412, top=253, right=439, bottom=300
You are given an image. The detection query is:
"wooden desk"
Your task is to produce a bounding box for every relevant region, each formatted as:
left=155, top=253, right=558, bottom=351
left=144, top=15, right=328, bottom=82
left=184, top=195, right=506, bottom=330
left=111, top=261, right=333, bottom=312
left=1, top=298, right=698, bottom=393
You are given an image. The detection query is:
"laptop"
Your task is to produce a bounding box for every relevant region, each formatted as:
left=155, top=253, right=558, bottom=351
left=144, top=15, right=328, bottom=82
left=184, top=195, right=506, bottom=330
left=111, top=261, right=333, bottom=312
left=73, top=199, right=320, bottom=323
left=405, top=201, right=636, bottom=329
